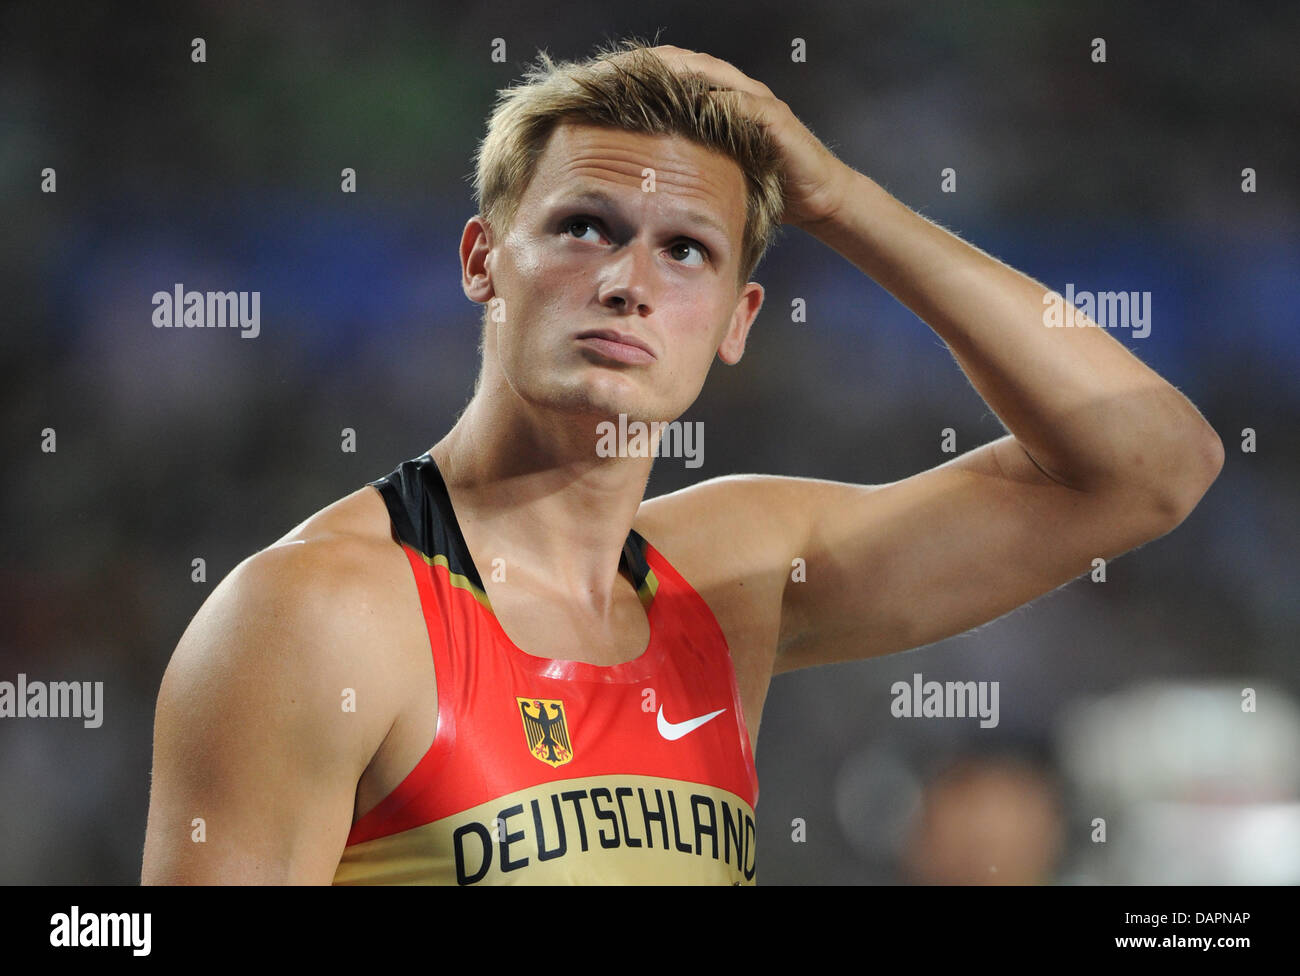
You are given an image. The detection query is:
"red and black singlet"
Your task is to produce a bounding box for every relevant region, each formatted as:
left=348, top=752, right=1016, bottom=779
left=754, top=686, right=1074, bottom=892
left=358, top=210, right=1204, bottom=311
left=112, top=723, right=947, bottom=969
left=331, top=452, right=758, bottom=885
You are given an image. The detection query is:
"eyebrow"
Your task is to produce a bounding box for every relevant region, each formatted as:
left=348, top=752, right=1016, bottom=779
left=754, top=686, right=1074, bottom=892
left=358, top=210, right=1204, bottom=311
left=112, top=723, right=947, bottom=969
left=559, top=188, right=733, bottom=255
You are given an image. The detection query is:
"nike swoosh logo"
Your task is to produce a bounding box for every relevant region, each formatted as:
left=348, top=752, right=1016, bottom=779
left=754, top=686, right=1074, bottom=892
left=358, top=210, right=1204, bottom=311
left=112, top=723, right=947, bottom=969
left=657, top=706, right=727, bottom=741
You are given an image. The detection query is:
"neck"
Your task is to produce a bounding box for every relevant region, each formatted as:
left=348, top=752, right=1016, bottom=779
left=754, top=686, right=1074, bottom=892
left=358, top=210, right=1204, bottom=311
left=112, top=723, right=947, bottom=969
left=429, top=380, right=655, bottom=613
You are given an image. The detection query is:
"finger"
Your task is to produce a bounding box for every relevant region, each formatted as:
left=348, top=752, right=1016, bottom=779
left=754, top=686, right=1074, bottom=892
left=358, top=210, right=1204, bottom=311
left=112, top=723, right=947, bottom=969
left=700, top=85, right=786, bottom=133
left=646, top=46, right=775, bottom=100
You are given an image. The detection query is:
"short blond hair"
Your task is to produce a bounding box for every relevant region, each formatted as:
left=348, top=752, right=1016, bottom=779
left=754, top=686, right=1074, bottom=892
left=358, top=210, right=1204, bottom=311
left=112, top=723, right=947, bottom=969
left=472, top=38, right=786, bottom=285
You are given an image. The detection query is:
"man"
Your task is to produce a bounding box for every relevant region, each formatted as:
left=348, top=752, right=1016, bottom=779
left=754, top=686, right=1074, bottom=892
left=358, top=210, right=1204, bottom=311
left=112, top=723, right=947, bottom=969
left=141, top=41, right=1223, bottom=884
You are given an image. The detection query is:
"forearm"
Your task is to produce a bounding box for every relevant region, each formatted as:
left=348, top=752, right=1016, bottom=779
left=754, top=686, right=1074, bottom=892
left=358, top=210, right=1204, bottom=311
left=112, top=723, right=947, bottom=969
left=806, top=168, right=1223, bottom=508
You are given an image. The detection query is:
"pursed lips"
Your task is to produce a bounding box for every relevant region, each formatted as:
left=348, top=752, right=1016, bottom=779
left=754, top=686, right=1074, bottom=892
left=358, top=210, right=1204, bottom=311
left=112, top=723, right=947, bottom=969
left=574, top=329, right=657, bottom=364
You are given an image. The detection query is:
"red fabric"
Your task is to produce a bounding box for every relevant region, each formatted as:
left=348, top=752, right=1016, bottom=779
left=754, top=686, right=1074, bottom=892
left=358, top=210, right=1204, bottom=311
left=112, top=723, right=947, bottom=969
left=344, top=538, right=758, bottom=847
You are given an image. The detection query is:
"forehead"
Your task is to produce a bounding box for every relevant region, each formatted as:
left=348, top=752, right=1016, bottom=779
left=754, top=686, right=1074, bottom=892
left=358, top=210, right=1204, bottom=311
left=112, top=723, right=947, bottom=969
left=523, top=121, right=747, bottom=247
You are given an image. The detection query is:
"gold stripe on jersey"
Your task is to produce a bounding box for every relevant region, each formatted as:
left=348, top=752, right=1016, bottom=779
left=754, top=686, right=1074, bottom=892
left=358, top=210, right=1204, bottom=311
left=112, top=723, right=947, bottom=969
left=412, top=549, right=493, bottom=611
left=636, top=568, right=659, bottom=609
left=334, top=774, right=757, bottom=885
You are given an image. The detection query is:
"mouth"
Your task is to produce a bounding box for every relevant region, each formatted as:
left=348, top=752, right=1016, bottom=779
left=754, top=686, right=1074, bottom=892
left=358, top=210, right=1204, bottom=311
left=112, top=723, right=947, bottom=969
left=573, top=329, right=657, bottom=365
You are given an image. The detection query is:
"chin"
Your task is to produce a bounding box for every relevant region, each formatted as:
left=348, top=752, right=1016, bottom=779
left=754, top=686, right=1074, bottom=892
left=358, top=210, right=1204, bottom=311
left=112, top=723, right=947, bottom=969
left=516, top=377, right=628, bottom=422
left=519, top=366, right=643, bottom=420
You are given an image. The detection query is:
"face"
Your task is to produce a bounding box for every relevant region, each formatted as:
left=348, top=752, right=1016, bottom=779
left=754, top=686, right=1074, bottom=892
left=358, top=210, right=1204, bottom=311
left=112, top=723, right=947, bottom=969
left=461, top=121, right=764, bottom=426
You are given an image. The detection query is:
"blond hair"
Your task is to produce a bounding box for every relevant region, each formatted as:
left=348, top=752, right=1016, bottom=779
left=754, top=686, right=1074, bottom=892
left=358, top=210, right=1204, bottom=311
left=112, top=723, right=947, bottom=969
left=471, top=38, right=786, bottom=285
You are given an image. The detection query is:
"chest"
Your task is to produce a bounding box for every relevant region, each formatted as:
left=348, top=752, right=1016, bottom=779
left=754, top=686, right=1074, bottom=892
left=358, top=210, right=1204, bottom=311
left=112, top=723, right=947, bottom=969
left=345, top=574, right=761, bottom=886
left=479, top=573, right=652, bottom=668
left=351, top=546, right=767, bottom=829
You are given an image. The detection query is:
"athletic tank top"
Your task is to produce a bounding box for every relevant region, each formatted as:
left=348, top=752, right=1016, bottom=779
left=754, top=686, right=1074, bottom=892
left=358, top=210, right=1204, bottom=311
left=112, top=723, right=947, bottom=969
left=331, top=452, right=759, bottom=885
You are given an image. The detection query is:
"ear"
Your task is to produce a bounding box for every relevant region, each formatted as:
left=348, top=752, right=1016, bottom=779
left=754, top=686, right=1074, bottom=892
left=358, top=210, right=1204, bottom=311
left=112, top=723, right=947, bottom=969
left=717, top=281, right=764, bottom=365
left=461, top=215, right=496, bottom=304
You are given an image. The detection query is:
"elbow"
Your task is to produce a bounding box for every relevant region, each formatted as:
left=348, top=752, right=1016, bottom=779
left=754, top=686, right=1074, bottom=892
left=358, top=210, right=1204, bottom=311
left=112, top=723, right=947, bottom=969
left=1151, top=427, right=1225, bottom=528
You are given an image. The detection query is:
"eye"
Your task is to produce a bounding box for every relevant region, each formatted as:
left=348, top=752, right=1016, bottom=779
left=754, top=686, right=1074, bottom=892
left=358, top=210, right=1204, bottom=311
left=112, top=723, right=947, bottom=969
left=562, top=216, right=708, bottom=267
left=562, top=217, right=604, bottom=243
left=669, top=240, right=707, bottom=267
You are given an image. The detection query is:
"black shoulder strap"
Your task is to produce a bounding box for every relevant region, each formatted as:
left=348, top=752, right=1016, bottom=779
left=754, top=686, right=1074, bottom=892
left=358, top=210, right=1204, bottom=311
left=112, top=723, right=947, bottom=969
left=369, top=453, right=485, bottom=592
left=622, top=528, right=655, bottom=605
left=370, top=452, right=655, bottom=607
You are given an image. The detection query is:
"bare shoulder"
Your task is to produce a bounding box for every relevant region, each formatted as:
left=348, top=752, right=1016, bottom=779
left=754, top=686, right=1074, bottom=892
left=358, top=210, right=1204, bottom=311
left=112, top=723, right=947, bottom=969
left=165, top=483, right=423, bottom=765
left=257, top=484, right=433, bottom=733
left=143, top=484, right=424, bottom=883
left=213, top=484, right=415, bottom=687
left=635, top=475, right=810, bottom=592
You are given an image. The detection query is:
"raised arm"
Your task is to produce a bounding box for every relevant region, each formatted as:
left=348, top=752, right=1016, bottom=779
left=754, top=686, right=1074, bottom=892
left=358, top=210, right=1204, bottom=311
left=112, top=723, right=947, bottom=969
left=643, top=46, right=1223, bottom=672
left=775, top=167, right=1221, bottom=668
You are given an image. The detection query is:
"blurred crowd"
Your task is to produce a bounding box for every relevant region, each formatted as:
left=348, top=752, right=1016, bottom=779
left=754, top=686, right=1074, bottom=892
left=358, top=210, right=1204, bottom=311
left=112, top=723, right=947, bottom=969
left=2, top=0, right=1297, bottom=883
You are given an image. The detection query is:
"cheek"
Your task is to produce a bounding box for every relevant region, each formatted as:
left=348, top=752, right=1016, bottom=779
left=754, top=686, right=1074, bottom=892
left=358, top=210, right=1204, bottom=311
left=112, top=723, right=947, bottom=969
left=657, top=327, right=719, bottom=396
left=513, top=243, right=592, bottom=303
left=667, top=302, right=731, bottom=361
left=505, top=240, right=546, bottom=282
left=494, top=233, right=566, bottom=306
left=494, top=251, right=563, bottom=340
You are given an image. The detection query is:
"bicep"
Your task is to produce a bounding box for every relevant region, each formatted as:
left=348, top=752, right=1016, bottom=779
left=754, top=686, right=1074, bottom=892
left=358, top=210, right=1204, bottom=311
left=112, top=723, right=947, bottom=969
left=776, top=435, right=1185, bottom=671
left=142, top=552, right=381, bottom=884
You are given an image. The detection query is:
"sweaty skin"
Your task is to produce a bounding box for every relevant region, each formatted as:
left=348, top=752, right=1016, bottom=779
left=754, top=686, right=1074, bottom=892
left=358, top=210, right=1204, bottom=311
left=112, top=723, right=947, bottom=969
left=142, top=122, right=779, bottom=884
left=143, top=52, right=1222, bottom=882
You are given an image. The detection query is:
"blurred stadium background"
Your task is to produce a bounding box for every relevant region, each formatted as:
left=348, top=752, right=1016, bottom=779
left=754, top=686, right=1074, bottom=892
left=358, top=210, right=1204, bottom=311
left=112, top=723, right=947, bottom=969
left=2, top=0, right=1297, bottom=884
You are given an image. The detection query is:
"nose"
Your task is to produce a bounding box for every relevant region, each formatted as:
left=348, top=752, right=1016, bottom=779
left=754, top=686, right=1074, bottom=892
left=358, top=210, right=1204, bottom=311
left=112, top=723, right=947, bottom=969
left=597, top=240, right=655, bottom=316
